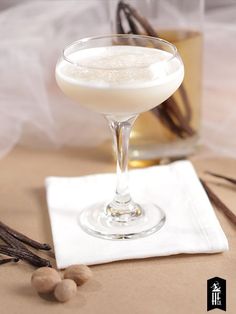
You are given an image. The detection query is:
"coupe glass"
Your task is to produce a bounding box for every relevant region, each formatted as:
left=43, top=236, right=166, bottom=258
left=55, top=34, right=184, bottom=240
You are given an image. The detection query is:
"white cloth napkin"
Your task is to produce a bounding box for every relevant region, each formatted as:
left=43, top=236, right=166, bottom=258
left=45, top=161, right=228, bottom=268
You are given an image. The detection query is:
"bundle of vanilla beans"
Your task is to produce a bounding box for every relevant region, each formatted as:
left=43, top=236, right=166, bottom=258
left=115, top=0, right=195, bottom=138
left=0, top=221, right=52, bottom=267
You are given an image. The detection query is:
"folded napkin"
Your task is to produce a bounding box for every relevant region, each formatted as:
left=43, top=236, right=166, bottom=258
left=45, top=161, right=228, bottom=268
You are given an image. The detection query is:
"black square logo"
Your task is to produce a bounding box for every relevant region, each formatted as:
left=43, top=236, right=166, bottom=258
left=207, top=277, right=226, bottom=311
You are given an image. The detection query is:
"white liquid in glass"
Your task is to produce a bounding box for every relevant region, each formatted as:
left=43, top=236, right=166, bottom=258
left=56, top=46, right=184, bottom=117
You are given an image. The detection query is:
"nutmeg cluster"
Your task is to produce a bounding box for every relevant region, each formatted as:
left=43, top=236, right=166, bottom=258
left=31, top=264, right=92, bottom=302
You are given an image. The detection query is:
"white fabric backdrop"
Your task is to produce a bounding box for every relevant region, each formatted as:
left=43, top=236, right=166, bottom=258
left=0, top=0, right=110, bottom=157
left=0, top=0, right=235, bottom=158
left=202, top=2, right=236, bottom=157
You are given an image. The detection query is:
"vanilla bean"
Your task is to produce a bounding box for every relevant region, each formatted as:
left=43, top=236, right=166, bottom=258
left=152, top=105, right=183, bottom=137
left=152, top=97, right=195, bottom=138
left=0, top=257, right=19, bottom=265
left=0, top=245, right=51, bottom=267
left=0, top=221, right=51, bottom=250
left=116, top=1, right=125, bottom=34
left=201, top=179, right=236, bottom=225
left=0, top=238, right=51, bottom=267
left=123, top=7, right=140, bottom=34
left=0, top=224, right=52, bottom=267
left=179, top=85, right=192, bottom=122
left=206, top=172, right=236, bottom=185
left=119, top=1, right=158, bottom=37
left=0, top=227, right=26, bottom=250
left=164, top=98, right=195, bottom=137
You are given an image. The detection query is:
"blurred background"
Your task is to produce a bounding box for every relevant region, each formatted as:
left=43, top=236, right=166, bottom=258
left=0, top=0, right=235, bottom=161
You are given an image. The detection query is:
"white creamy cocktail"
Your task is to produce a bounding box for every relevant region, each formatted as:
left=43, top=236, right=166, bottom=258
left=55, top=35, right=184, bottom=240
left=56, top=45, right=183, bottom=119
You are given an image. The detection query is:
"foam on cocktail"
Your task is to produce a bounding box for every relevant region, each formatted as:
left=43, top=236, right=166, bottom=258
left=56, top=46, right=184, bottom=117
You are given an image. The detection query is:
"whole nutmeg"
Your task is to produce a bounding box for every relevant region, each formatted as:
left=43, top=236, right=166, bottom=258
left=31, top=267, right=61, bottom=293
left=54, top=279, right=77, bottom=302
left=64, top=264, right=92, bottom=286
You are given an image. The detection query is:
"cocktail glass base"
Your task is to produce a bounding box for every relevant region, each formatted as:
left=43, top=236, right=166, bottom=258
left=78, top=203, right=166, bottom=240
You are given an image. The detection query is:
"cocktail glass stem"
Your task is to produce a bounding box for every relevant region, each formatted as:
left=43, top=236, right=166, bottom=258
left=106, top=115, right=142, bottom=222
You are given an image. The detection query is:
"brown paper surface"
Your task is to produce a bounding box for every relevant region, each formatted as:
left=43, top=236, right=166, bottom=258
left=0, top=146, right=235, bottom=314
